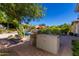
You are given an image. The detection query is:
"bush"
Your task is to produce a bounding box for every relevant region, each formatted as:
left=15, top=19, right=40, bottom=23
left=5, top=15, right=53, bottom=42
left=49, top=27, right=61, bottom=35
left=38, top=28, right=49, bottom=34
left=72, top=40, right=79, bottom=56
left=38, top=28, right=61, bottom=35
left=38, top=24, right=70, bottom=35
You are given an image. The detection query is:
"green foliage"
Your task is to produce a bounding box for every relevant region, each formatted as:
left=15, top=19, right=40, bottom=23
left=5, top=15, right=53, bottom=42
left=38, top=23, right=70, bottom=35
left=59, top=23, right=71, bottom=34
left=22, top=24, right=29, bottom=29
left=12, top=19, right=25, bottom=37
left=48, top=26, right=61, bottom=35
left=31, top=26, right=35, bottom=29
left=12, top=19, right=19, bottom=28
left=76, top=4, right=79, bottom=12
left=39, top=24, right=46, bottom=26
left=17, top=24, right=25, bottom=37
left=38, top=28, right=50, bottom=34
left=72, top=40, right=79, bottom=56
left=0, top=3, right=45, bottom=22
left=0, top=10, right=7, bottom=23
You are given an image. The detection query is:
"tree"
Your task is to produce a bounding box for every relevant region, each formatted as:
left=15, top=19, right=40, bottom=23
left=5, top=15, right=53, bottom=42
left=39, top=24, right=46, bottom=26
left=59, top=23, right=71, bottom=34
left=75, top=3, right=79, bottom=12
left=0, top=3, right=45, bottom=38
left=0, top=3, right=45, bottom=23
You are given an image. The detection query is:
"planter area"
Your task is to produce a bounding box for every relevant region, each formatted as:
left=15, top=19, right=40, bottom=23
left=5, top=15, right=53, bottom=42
left=36, top=34, right=60, bottom=54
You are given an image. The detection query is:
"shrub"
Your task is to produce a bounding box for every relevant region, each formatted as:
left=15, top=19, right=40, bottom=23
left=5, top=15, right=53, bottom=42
left=38, top=26, right=61, bottom=35
left=49, top=27, right=61, bottom=35
left=38, top=28, right=61, bottom=35
left=38, top=24, right=70, bottom=35
left=38, top=28, right=48, bottom=34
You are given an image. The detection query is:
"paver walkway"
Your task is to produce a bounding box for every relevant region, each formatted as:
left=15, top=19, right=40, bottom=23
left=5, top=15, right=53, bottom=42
left=13, top=45, right=55, bottom=56
left=58, top=36, right=72, bottom=56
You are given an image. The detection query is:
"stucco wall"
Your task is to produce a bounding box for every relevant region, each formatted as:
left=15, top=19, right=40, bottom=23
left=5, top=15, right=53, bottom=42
left=71, top=22, right=79, bottom=33
left=36, top=34, right=59, bottom=54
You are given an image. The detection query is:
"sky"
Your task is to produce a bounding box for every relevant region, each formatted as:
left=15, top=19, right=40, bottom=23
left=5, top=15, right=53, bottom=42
left=30, top=3, right=77, bottom=26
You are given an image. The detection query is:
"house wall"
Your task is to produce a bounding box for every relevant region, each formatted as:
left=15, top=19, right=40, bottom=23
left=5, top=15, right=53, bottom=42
left=71, top=22, right=79, bottom=33
left=77, top=23, right=79, bottom=33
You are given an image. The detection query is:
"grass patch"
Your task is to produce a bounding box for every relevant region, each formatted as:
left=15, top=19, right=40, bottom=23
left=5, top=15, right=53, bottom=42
left=72, top=40, right=79, bottom=56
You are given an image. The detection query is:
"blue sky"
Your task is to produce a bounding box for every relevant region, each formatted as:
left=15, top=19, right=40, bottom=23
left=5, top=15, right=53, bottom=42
left=30, top=3, right=77, bottom=26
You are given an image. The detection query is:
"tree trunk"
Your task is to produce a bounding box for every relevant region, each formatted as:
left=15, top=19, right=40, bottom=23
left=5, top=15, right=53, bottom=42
left=7, top=22, right=9, bottom=30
